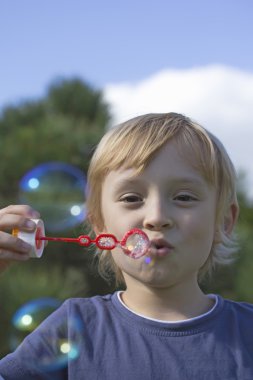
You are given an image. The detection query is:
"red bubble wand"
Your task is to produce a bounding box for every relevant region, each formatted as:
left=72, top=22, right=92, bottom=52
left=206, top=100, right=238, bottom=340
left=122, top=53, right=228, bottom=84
left=13, top=220, right=150, bottom=259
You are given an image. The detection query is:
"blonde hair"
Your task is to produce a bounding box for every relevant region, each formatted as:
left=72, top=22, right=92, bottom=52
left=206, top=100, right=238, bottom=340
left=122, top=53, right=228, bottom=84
left=87, top=113, right=239, bottom=285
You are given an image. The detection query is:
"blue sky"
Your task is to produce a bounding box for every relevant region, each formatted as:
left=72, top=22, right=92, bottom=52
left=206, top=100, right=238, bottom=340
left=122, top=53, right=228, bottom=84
left=1, top=0, right=252, bottom=107
left=1, top=0, right=253, bottom=197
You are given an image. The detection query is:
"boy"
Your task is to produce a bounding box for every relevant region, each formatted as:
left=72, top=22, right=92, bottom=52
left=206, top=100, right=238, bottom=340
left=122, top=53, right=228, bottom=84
left=0, top=112, right=252, bottom=379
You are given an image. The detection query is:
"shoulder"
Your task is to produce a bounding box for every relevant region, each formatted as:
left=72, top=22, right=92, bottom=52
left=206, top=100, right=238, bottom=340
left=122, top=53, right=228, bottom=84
left=12, top=293, right=119, bottom=354
left=221, top=296, right=253, bottom=322
left=223, top=297, right=253, bottom=312
left=62, top=292, right=115, bottom=313
left=33, top=292, right=117, bottom=333
left=54, top=292, right=117, bottom=324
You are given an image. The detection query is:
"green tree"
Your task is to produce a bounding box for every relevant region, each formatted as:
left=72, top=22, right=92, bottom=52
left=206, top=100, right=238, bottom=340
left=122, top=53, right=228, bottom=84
left=0, top=78, right=110, bottom=203
left=202, top=172, right=253, bottom=302
left=0, top=78, right=114, bottom=356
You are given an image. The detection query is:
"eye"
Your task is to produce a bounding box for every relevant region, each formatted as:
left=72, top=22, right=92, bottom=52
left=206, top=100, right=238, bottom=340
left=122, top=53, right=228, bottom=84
left=120, top=194, right=143, bottom=203
left=174, top=194, right=197, bottom=202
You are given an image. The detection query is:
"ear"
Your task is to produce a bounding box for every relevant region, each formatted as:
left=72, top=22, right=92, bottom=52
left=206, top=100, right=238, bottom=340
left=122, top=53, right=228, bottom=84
left=223, top=201, right=239, bottom=236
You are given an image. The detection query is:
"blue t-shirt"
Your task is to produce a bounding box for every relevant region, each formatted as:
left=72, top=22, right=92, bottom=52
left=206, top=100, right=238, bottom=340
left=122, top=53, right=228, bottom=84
left=0, top=292, right=253, bottom=379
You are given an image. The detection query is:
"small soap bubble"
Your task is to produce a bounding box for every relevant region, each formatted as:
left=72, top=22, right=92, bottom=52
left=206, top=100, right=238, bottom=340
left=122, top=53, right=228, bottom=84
left=144, top=256, right=155, bottom=266
left=28, top=316, right=82, bottom=372
left=10, top=298, right=83, bottom=372
left=10, top=297, right=62, bottom=349
left=124, top=232, right=150, bottom=259
left=97, top=236, right=117, bottom=249
left=145, top=256, right=152, bottom=264
left=19, top=162, right=86, bottom=232
left=79, top=236, right=90, bottom=245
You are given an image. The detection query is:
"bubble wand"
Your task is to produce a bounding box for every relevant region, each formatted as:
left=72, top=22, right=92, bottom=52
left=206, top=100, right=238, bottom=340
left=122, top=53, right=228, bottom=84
left=13, top=219, right=150, bottom=259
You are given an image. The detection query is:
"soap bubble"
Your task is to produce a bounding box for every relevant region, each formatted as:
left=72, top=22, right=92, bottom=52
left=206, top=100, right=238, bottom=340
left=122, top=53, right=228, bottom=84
left=144, top=256, right=155, bottom=266
left=10, top=297, right=62, bottom=350
left=26, top=317, right=82, bottom=372
left=10, top=298, right=83, bottom=372
left=145, top=256, right=152, bottom=264
left=122, top=229, right=150, bottom=259
left=19, top=162, right=86, bottom=232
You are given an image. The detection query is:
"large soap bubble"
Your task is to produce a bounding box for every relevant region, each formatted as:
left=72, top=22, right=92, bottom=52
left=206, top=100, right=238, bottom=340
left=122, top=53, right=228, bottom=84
left=10, top=297, right=82, bottom=372
left=19, top=162, right=86, bottom=232
left=10, top=297, right=62, bottom=350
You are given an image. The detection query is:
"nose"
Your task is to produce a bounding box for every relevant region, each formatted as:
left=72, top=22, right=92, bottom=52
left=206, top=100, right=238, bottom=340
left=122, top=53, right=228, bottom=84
left=143, top=198, right=173, bottom=231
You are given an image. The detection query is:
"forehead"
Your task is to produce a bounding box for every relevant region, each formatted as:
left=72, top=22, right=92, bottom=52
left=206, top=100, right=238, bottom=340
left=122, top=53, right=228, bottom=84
left=116, top=133, right=211, bottom=179
left=103, top=142, right=209, bottom=190
left=143, top=141, right=202, bottom=177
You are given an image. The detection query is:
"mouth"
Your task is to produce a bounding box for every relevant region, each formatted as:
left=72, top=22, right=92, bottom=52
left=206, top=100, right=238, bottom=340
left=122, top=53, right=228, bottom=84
left=148, top=238, right=174, bottom=257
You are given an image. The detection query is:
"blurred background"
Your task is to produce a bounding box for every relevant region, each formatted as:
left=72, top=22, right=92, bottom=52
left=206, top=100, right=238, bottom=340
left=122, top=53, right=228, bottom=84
left=1, top=0, right=253, bottom=356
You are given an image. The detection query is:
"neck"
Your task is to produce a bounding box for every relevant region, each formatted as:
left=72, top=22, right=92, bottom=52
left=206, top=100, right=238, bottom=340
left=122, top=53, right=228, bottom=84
left=121, top=275, right=213, bottom=321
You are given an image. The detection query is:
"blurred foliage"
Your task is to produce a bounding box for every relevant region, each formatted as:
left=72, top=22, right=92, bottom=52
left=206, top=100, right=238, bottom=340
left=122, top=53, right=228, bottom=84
left=202, top=172, right=253, bottom=302
left=0, top=81, right=253, bottom=357
left=0, top=78, right=114, bottom=355
left=0, top=77, right=110, bottom=204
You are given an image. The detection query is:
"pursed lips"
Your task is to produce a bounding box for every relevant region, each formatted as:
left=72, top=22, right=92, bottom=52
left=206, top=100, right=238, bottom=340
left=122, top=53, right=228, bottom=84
left=148, top=238, right=174, bottom=257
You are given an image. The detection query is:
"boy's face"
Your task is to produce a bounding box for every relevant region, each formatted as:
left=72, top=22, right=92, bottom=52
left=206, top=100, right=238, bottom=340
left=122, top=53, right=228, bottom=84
left=100, top=141, right=217, bottom=289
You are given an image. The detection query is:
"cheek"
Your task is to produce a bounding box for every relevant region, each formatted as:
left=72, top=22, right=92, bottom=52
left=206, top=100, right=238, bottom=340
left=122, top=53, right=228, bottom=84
left=111, top=248, right=146, bottom=279
left=111, top=249, right=132, bottom=275
left=111, top=248, right=125, bottom=265
left=180, top=209, right=216, bottom=245
left=101, top=203, right=136, bottom=237
left=179, top=210, right=216, bottom=269
left=100, top=200, right=117, bottom=232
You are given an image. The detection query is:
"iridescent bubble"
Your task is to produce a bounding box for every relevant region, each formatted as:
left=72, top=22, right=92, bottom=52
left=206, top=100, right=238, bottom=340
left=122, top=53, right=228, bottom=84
left=144, top=256, right=155, bottom=266
left=19, top=162, right=86, bottom=232
left=145, top=256, right=152, bottom=264
left=10, top=297, right=62, bottom=350
left=10, top=298, right=83, bottom=372
left=27, top=316, right=82, bottom=372
left=122, top=230, right=150, bottom=259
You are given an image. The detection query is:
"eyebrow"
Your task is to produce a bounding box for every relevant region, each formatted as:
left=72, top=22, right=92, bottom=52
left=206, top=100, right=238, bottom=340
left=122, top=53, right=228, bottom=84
left=169, top=177, right=206, bottom=186
left=113, top=178, right=144, bottom=190
left=114, top=176, right=206, bottom=190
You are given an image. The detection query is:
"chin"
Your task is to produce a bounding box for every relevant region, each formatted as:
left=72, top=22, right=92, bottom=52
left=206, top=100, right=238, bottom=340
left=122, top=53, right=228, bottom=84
left=131, top=272, right=172, bottom=288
